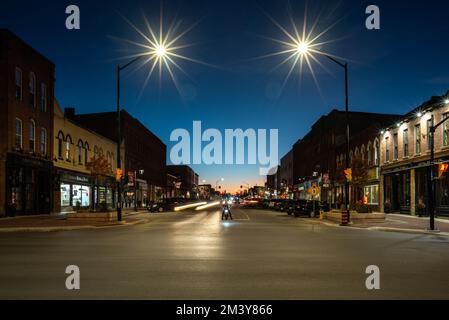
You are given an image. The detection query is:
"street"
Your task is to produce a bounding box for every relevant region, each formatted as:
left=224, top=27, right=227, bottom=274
left=0, top=206, right=448, bottom=299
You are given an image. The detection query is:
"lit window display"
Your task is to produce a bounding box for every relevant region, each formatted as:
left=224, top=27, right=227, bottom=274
left=363, top=185, right=379, bottom=205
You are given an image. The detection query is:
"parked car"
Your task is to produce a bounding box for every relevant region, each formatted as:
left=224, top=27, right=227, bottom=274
left=277, top=199, right=295, bottom=212
left=148, top=198, right=186, bottom=212
left=269, top=199, right=283, bottom=209
left=288, top=200, right=330, bottom=218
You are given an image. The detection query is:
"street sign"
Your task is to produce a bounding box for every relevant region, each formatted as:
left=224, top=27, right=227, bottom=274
left=344, top=168, right=352, bottom=182
left=307, top=183, right=320, bottom=197
left=115, top=168, right=123, bottom=182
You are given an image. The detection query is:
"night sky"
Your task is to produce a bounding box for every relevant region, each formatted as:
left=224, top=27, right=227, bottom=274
left=2, top=0, right=449, bottom=192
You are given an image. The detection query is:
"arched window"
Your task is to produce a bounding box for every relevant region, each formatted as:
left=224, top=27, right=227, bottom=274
left=29, top=72, right=36, bottom=107
left=40, top=128, right=47, bottom=155
left=65, top=135, right=72, bottom=161
left=349, top=150, right=353, bottom=166
left=374, top=139, right=379, bottom=165
left=78, top=140, right=84, bottom=164
left=98, top=148, right=103, bottom=156
left=84, top=142, right=89, bottom=163
left=94, top=146, right=98, bottom=157
left=57, top=131, right=64, bottom=159
left=367, top=142, right=372, bottom=166
left=29, top=119, right=35, bottom=152
left=354, top=147, right=359, bottom=158
left=361, top=145, right=366, bottom=162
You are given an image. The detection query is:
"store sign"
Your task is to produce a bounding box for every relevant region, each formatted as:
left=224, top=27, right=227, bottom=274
left=60, top=172, right=91, bottom=184
left=367, top=167, right=380, bottom=181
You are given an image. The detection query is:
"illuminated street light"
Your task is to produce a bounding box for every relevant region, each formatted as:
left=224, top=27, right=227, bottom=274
left=113, top=10, right=204, bottom=220
left=262, top=7, right=351, bottom=225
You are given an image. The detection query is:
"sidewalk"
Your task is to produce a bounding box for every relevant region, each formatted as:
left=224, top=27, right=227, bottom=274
left=0, top=209, right=150, bottom=232
left=323, top=213, right=449, bottom=236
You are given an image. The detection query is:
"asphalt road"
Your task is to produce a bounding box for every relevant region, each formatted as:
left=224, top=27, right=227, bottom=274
left=0, top=205, right=448, bottom=299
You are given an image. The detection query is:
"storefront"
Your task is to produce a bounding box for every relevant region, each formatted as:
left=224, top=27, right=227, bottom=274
left=58, top=170, right=92, bottom=212
left=362, top=167, right=380, bottom=211
left=383, top=170, right=411, bottom=214
left=5, top=152, right=53, bottom=216
left=56, top=170, right=115, bottom=212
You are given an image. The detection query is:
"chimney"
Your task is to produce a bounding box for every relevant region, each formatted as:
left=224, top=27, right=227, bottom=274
left=64, top=107, right=75, bottom=118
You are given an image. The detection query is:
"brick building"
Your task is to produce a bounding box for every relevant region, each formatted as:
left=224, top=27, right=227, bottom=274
left=280, top=149, right=293, bottom=198
left=166, top=165, right=199, bottom=199
left=0, top=29, right=54, bottom=216
left=380, top=91, right=449, bottom=216
left=292, top=109, right=401, bottom=204
left=65, top=109, right=166, bottom=201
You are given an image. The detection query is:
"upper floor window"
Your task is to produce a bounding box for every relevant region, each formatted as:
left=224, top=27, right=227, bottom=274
left=374, top=140, right=379, bottom=165
left=57, top=132, right=64, bottom=159
left=443, top=113, right=449, bottom=147
left=393, top=133, right=398, bottom=160
left=403, top=129, right=409, bottom=158
left=66, top=135, right=72, bottom=161
left=385, top=137, right=390, bottom=162
left=367, top=143, right=372, bottom=166
left=415, top=124, right=421, bottom=154
left=427, top=116, right=434, bottom=150
left=29, top=120, right=35, bottom=152
left=40, top=128, right=47, bottom=155
left=15, top=118, right=22, bottom=149
left=84, top=142, right=89, bottom=163
left=15, top=67, right=22, bottom=100
left=40, top=83, right=47, bottom=112
left=29, top=72, right=36, bottom=108
left=78, top=140, right=83, bottom=164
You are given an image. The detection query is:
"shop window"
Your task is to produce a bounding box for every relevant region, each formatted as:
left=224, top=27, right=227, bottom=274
left=72, top=185, right=91, bottom=207
left=15, top=118, right=22, bottom=149
left=15, top=67, right=22, bottom=100
left=29, top=119, right=35, bottom=152
left=29, top=72, right=36, bottom=108
left=60, top=184, right=71, bottom=207
left=363, top=185, right=379, bottom=205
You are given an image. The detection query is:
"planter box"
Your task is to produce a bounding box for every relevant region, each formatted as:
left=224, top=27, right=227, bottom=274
left=325, top=210, right=385, bottom=224
left=66, top=211, right=118, bottom=222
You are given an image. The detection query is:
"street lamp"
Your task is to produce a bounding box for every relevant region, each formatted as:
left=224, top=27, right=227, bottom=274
left=295, top=45, right=350, bottom=225
left=428, top=98, right=449, bottom=230
left=215, top=177, right=224, bottom=190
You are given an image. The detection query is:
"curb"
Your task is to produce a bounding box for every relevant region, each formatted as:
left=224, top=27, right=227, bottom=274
left=0, top=218, right=150, bottom=233
left=315, top=219, right=449, bottom=236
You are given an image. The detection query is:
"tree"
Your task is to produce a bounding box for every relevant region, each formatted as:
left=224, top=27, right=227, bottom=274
left=85, top=154, right=112, bottom=211
left=351, top=155, right=368, bottom=204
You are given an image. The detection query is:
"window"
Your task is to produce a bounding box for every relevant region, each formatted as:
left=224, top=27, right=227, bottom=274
left=393, top=133, right=398, bottom=160
left=403, top=129, right=409, bottom=157
left=385, top=137, right=390, bottom=162
left=367, top=143, right=372, bottom=166
left=40, top=128, right=47, bottom=155
left=57, top=132, right=64, bottom=159
left=29, top=72, right=36, bottom=108
left=415, top=124, right=421, bottom=154
left=364, top=185, right=379, bottom=205
left=427, top=116, right=434, bottom=150
left=78, top=140, right=83, bottom=164
left=15, top=67, right=22, bottom=100
left=66, top=135, right=72, bottom=161
left=29, top=120, right=35, bottom=152
left=40, top=83, right=47, bottom=112
left=84, top=142, right=89, bottom=163
left=374, top=140, right=379, bottom=165
left=443, top=113, right=449, bottom=147
left=15, top=118, right=22, bottom=149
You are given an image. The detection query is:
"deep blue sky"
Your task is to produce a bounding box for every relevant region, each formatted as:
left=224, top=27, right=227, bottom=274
left=2, top=0, right=449, bottom=191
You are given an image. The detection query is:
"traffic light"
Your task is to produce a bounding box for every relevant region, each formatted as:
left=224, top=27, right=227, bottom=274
left=344, top=168, right=352, bottom=182
left=115, top=168, right=123, bottom=182
left=438, top=163, right=449, bottom=178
